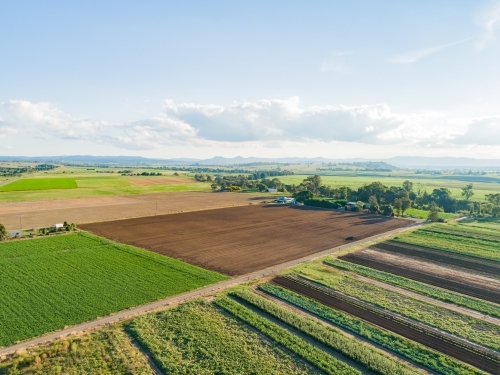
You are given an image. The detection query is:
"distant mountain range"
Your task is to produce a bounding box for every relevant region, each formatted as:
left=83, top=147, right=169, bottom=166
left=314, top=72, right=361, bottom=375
left=0, top=155, right=499, bottom=169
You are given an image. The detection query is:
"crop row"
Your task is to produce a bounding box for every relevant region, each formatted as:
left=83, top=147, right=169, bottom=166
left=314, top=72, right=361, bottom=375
left=232, top=289, right=419, bottom=375
left=303, top=262, right=500, bottom=350
left=214, top=296, right=359, bottom=375
left=423, top=225, right=500, bottom=241
left=325, top=259, right=500, bottom=318
left=127, top=302, right=315, bottom=375
left=396, top=229, right=500, bottom=262
left=260, top=283, right=486, bottom=375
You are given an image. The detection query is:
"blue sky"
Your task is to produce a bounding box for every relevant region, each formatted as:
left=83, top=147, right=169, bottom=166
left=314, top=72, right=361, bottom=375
left=1, top=1, right=500, bottom=159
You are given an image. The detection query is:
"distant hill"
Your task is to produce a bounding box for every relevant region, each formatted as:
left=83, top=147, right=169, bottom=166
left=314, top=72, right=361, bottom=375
left=0, top=155, right=499, bottom=169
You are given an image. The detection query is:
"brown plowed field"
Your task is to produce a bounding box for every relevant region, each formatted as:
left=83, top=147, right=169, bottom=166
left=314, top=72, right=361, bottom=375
left=373, top=240, right=500, bottom=277
left=80, top=205, right=411, bottom=276
left=0, top=191, right=268, bottom=230
left=273, top=275, right=500, bottom=375
left=341, top=249, right=500, bottom=303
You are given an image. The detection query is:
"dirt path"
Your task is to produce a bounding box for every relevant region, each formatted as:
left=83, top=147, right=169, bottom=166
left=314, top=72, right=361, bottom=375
left=349, top=273, right=500, bottom=326
left=0, top=222, right=420, bottom=358
left=123, top=328, right=165, bottom=375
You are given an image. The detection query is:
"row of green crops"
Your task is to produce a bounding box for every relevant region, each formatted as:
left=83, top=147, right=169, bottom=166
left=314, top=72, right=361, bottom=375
left=127, top=302, right=316, bottom=375
left=0, top=233, right=226, bottom=347
left=0, top=327, right=153, bottom=375
left=395, top=229, right=500, bottom=261
left=326, top=259, right=500, bottom=318
left=260, top=283, right=485, bottom=375
left=214, top=297, right=359, bottom=375
left=425, top=223, right=500, bottom=240
left=294, top=269, right=500, bottom=351
left=232, top=290, right=419, bottom=375
left=0, top=178, right=77, bottom=192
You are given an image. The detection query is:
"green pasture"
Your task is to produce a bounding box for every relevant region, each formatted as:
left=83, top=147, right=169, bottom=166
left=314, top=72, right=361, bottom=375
left=0, top=178, right=77, bottom=192
left=0, top=233, right=226, bottom=347
left=404, top=208, right=457, bottom=220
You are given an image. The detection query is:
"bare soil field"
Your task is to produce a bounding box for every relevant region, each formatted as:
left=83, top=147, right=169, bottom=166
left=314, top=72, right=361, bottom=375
left=272, top=275, right=500, bottom=375
left=0, top=191, right=266, bottom=230
left=341, top=249, right=500, bottom=303
left=80, top=205, right=411, bottom=276
left=374, top=240, right=500, bottom=278
left=127, top=177, right=193, bottom=186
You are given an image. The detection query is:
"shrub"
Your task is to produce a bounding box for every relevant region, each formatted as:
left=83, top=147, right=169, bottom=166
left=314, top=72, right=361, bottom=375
left=303, top=199, right=340, bottom=209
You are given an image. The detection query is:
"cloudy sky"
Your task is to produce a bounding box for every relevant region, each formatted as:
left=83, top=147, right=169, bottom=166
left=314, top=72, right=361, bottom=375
left=1, top=1, right=500, bottom=159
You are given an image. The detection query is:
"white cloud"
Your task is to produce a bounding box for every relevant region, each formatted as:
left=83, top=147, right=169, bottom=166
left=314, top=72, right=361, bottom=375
left=387, top=39, right=470, bottom=63
left=2, top=98, right=500, bottom=152
left=475, top=1, right=500, bottom=49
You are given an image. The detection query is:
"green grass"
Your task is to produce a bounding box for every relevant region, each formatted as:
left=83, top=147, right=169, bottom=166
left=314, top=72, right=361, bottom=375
left=260, top=283, right=485, bottom=375
left=293, top=267, right=500, bottom=351
left=0, top=233, right=226, bottom=347
left=326, top=259, right=500, bottom=318
left=0, top=327, right=153, bottom=375
left=396, top=227, right=500, bottom=261
left=215, top=297, right=359, bottom=375
left=233, top=289, right=419, bottom=375
left=0, top=178, right=77, bottom=192
left=404, top=208, right=457, bottom=220
left=127, top=301, right=318, bottom=375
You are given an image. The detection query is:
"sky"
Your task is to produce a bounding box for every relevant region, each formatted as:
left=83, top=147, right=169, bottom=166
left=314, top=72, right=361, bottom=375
left=1, top=1, right=500, bottom=160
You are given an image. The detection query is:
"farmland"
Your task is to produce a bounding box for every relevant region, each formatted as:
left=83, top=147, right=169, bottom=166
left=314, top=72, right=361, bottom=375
left=127, top=301, right=319, bottom=375
left=271, top=275, right=500, bottom=374
left=80, top=204, right=412, bottom=276
left=0, top=178, right=77, bottom=192
left=0, top=327, right=153, bottom=375
left=0, top=233, right=226, bottom=347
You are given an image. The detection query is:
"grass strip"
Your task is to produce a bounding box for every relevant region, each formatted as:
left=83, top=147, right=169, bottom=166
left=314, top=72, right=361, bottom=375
left=233, top=290, right=419, bottom=375
left=214, top=296, right=359, bottom=375
left=260, top=283, right=485, bottom=375
left=325, top=259, right=500, bottom=318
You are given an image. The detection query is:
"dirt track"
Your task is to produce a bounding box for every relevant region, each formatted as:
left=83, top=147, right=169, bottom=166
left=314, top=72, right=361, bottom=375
left=80, top=205, right=411, bottom=276
left=0, top=191, right=266, bottom=230
left=273, top=275, right=500, bottom=375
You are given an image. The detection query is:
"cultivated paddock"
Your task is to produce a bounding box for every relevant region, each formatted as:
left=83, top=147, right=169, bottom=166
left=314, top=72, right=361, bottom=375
left=0, top=191, right=266, bottom=230
left=80, top=205, right=411, bottom=276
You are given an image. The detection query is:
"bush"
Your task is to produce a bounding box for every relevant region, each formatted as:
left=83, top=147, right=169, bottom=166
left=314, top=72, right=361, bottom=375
left=303, top=199, right=340, bottom=209
left=334, top=199, right=348, bottom=206
left=293, top=190, right=313, bottom=203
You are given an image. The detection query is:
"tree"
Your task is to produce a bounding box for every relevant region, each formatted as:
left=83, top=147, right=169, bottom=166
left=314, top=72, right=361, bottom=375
left=368, top=195, right=380, bottom=213
left=294, top=190, right=313, bottom=203
left=402, top=180, right=413, bottom=193
left=393, top=198, right=403, bottom=216
left=0, top=223, right=7, bottom=241
left=211, top=183, right=218, bottom=190
left=461, top=184, right=474, bottom=201
left=428, top=202, right=440, bottom=222
left=401, top=197, right=411, bottom=215
left=338, top=186, right=352, bottom=200
left=256, top=183, right=267, bottom=192
left=299, top=175, right=322, bottom=195
left=381, top=205, right=394, bottom=216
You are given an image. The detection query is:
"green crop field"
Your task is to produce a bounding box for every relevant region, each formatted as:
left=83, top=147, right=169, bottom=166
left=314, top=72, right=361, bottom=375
left=0, top=178, right=77, bottom=192
left=0, top=327, right=153, bottom=375
left=127, top=301, right=318, bottom=375
left=0, top=233, right=226, bottom=347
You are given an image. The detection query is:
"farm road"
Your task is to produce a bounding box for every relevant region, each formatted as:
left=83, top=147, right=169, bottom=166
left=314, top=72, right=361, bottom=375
left=0, top=221, right=420, bottom=358
left=348, top=273, right=500, bottom=326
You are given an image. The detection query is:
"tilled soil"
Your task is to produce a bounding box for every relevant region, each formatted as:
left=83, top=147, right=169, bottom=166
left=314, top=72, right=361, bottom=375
left=341, top=249, right=500, bottom=303
left=272, top=275, right=500, bottom=375
left=80, top=205, right=411, bottom=276
left=372, top=240, right=500, bottom=278
left=0, top=191, right=268, bottom=230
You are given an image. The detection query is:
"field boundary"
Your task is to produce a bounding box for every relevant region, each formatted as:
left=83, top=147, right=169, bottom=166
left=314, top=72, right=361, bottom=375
left=0, top=221, right=421, bottom=358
